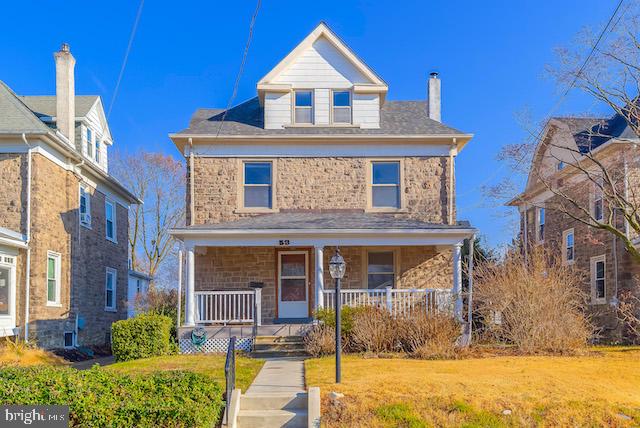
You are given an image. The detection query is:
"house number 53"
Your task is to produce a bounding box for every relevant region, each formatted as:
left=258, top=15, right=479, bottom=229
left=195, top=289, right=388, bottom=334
left=279, top=240, right=290, bottom=246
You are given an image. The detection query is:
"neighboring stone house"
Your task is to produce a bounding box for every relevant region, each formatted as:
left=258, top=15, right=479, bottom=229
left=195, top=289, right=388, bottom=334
left=0, top=44, right=139, bottom=348
left=170, top=23, right=476, bottom=333
left=509, top=114, right=640, bottom=341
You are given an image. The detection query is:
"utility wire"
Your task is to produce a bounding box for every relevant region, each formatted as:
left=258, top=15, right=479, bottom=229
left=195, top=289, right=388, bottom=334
left=215, top=0, right=262, bottom=138
left=108, top=0, right=145, bottom=119
left=459, top=0, right=626, bottom=201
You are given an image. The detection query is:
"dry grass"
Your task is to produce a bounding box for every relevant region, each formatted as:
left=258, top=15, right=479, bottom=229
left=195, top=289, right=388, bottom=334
left=475, top=247, right=592, bottom=354
left=397, top=312, right=461, bottom=359
left=306, top=347, right=640, bottom=427
left=0, top=338, right=67, bottom=367
left=108, top=354, right=264, bottom=392
left=351, top=306, right=396, bottom=353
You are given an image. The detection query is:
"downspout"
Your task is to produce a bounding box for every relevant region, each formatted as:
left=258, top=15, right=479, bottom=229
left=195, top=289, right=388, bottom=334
left=188, top=138, right=195, bottom=226
left=21, top=134, right=32, bottom=342
left=523, top=204, right=529, bottom=261
left=72, top=160, right=84, bottom=346
left=449, top=141, right=455, bottom=225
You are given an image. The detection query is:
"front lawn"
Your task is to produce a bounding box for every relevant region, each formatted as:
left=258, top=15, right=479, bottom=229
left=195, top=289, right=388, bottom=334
left=305, top=347, right=640, bottom=427
left=109, top=354, right=264, bottom=392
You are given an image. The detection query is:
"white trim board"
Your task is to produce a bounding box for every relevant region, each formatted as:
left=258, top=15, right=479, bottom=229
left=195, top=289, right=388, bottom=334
left=190, top=143, right=455, bottom=158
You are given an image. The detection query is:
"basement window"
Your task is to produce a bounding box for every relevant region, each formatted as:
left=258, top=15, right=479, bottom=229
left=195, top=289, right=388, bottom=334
left=64, top=331, right=75, bottom=348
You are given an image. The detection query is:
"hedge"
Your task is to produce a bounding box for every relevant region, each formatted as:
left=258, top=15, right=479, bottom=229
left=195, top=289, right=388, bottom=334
left=0, top=366, right=223, bottom=428
left=111, top=314, right=176, bottom=362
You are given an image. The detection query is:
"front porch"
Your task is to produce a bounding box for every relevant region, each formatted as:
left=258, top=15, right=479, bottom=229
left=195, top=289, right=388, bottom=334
left=171, top=212, right=476, bottom=331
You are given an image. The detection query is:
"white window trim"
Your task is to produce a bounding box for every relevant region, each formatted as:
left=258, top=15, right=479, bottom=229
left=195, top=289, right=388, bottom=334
left=366, top=159, right=406, bottom=212
left=236, top=159, right=278, bottom=213
left=46, top=251, right=62, bottom=307
left=105, top=267, right=117, bottom=312
left=63, top=331, right=76, bottom=349
left=86, top=126, right=93, bottom=159
left=590, top=254, right=606, bottom=305
left=79, top=185, right=92, bottom=229
left=105, top=200, right=117, bottom=243
left=536, top=207, right=545, bottom=243
left=292, top=90, right=314, bottom=125
left=0, top=253, right=17, bottom=326
left=562, top=228, right=575, bottom=265
left=591, top=179, right=604, bottom=222
left=330, top=90, right=352, bottom=125
left=364, top=248, right=399, bottom=289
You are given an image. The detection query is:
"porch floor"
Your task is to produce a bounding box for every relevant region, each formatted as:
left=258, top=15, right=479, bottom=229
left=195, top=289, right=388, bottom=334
left=178, top=323, right=313, bottom=340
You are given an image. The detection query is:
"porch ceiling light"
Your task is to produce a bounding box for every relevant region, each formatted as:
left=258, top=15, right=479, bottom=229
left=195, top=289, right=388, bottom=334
left=329, top=249, right=346, bottom=279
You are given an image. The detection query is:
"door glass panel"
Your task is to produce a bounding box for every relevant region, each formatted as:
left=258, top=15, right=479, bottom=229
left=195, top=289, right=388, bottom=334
left=0, top=266, right=10, bottom=315
left=281, top=279, right=306, bottom=301
left=281, top=254, right=306, bottom=277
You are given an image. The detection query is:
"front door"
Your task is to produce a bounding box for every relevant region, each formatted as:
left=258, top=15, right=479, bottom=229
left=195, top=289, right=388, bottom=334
left=277, top=251, right=309, bottom=319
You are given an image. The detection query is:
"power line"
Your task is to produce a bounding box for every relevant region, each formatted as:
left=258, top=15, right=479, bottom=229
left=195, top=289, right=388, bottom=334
left=108, top=0, right=145, bottom=119
left=460, top=0, right=626, bottom=200
left=215, top=0, right=262, bottom=138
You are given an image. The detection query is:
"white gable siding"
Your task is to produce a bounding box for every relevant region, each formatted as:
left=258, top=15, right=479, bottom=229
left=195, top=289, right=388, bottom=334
left=353, top=94, right=380, bottom=129
left=273, top=37, right=370, bottom=88
left=314, top=89, right=330, bottom=125
left=82, top=103, right=109, bottom=172
left=264, top=92, right=291, bottom=129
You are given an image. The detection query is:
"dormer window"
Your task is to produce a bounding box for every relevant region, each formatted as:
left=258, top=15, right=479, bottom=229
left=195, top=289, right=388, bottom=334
left=294, top=91, right=313, bottom=124
left=86, top=128, right=93, bottom=158
left=95, top=139, right=101, bottom=164
left=332, top=91, right=352, bottom=124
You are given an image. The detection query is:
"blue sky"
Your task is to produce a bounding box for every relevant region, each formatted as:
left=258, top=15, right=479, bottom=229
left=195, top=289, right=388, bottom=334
left=0, top=0, right=620, bottom=248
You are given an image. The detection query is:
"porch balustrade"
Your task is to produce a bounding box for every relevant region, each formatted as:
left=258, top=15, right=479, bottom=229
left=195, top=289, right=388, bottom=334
left=322, top=287, right=453, bottom=317
left=195, top=289, right=261, bottom=325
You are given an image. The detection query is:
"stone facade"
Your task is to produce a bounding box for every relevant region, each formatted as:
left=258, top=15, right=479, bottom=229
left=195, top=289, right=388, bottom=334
left=189, top=156, right=454, bottom=225
left=189, top=155, right=457, bottom=322
left=0, top=153, right=27, bottom=233
left=2, top=153, right=129, bottom=348
left=520, top=179, right=640, bottom=342
left=195, top=245, right=452, bottom=323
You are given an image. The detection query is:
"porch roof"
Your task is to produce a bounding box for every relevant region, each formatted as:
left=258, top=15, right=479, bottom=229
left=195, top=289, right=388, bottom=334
left=171, top=212, right=476, bottom=247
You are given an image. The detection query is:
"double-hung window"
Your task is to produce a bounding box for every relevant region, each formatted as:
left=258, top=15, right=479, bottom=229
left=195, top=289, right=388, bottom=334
left=86, top=128, right=93, bottom=159
left=593, top=179, right=604, bottom=221
left=367, top=251, right=395, bottom=289
left=105, top=200, right=117, bottom=242
left=294, top=91, right=313, bottom=124
left=105, top=268, right=117, bottom=311
left=243, top=162, right=273, bottom=209
left=371, top=161, right=401, bottom=209
left=332, top=91, right=352, bottom=124
left=79, top=186, right=91, bottom=228
left=95, top=139, right=101, bottom=164
left=591, top=255, right=606, bottom=303
left=46, top=251, right=61, bottom=306
left=563, top=229, right=574, bottom=264
left=537, top=207, right=545, bottom=242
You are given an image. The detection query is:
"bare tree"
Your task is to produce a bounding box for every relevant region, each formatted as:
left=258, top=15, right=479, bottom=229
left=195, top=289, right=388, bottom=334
left=490, top=8, right=640, bottom=263
left=112, top=151, right=185, bottom=283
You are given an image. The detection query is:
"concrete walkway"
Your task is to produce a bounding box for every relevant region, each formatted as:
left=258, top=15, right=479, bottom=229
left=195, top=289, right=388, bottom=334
left=245, top=357, right=306, bottom=395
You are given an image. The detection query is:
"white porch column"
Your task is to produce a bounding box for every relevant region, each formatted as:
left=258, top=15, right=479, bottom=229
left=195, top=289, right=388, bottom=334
left=314, top=245, right=325, bottom=311
left=452, top=243, right=463, bottom=321
left=185, top=245, right=196, bottom=326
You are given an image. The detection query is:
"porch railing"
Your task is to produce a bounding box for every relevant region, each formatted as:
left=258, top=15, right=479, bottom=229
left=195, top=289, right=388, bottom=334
left=322, top=287, right=453, bottom=317
left=195, top=289, right=261, bottom=325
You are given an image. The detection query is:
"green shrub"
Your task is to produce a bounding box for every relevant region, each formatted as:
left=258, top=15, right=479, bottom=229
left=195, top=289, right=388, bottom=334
left=111, top=314, right=175, bottom=362
left=0, top=366, right=223, bottom=428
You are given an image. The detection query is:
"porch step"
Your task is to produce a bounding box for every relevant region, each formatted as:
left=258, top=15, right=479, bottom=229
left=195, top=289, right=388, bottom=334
left=237, top=409, right=307, bottom=428
left=240, top=393, right=306, bottom=411
left=251, top=335, right=307, bottom=358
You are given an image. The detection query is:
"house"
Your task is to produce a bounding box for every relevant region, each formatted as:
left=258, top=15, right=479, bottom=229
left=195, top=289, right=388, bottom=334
left=509, top=113, right=639, bottom=340
left=127, top=268, right=152, bottom=318
left=0, top=44, right=139, bottom=348
left=169, top=23, right=476, bottom=351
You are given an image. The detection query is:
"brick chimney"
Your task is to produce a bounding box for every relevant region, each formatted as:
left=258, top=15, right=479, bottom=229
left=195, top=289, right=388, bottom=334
left=427, top=71, right=441, bottom=122
left=54, top=43, right=76, bottom=145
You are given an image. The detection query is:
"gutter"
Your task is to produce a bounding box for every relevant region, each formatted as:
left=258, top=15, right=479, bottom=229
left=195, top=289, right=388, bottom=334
left=21, top=134, right=32, bottom=342
left=170, top=227, right=478, bottom=238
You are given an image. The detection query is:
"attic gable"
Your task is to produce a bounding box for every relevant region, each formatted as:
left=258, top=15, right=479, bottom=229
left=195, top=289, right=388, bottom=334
left=258, top=22, right=387, bottom=95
